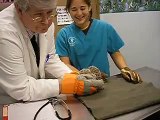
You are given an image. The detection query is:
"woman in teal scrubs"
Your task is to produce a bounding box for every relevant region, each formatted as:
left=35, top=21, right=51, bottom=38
left=56, top=0, right=142, bottom=83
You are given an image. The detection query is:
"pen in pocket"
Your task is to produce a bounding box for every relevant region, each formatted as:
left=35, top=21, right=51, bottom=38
left=46, top=54, right=51, bottom=63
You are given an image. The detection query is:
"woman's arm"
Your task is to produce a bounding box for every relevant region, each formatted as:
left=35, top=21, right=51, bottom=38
left=110, top=50, right=142, bottom=83
left=110, top=50, right=128, bottom=70
left=60, top=56, right=79, bottom=72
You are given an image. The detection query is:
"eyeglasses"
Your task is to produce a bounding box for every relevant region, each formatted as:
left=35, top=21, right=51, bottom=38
left=34, top=97, right=72, bottom=120
left=27, top=11, right=57, bottom=23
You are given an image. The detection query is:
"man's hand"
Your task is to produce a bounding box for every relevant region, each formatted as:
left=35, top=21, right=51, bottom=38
left=61, top=71, right=104, bottom=96
left=121, top=67, right=142, bottom=84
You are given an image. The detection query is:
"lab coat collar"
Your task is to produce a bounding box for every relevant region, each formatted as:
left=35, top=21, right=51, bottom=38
left=13, top=5, right=39, bottom=78
left=39, top=33, right=48, bottom=78
left=14, top=4, right=47, bottom=78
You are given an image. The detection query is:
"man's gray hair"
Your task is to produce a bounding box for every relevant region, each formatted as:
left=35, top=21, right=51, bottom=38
left=14, top=0, right=57, bottom=11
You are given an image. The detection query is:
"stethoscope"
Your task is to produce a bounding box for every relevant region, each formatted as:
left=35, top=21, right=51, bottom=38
left=33, top=97, right=72, bottom=120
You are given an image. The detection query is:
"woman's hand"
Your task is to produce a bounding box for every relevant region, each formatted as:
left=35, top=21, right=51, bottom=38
left=121, top=67, right=142, bottom=84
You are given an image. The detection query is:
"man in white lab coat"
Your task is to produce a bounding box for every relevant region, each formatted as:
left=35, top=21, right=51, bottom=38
left=0, top=0, right=104, bottom=104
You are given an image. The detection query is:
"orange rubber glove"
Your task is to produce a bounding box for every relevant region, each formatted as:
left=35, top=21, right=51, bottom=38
left=121, top=67, right=142, bottom=84
left=61, top=72, right=104, bottom=96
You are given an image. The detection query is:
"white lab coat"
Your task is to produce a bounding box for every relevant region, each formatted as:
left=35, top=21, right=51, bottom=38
left=0, top=4, right=72, bottom=103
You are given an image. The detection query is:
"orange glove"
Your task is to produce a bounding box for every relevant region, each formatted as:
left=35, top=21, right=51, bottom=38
left=121, top=67, right=142, bottom=84
left=61, top=72, right=104, bottom=96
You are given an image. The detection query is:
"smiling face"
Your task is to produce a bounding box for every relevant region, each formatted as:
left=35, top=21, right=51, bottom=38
left=68, top=0, right=91, bottom=29
left=16, top=5, right=56, bottom=33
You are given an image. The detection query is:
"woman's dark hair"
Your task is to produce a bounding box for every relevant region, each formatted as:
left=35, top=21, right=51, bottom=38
left=66, top=0, right=92, bottom=18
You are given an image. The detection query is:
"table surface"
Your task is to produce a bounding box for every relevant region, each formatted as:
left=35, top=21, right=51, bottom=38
left=0, top=66, right=160, bottom=120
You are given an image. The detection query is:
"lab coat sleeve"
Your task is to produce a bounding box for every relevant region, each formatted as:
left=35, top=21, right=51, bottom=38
left=0, top=31, right=59, bottom=101
left=44, top=24, right=72, bottom=79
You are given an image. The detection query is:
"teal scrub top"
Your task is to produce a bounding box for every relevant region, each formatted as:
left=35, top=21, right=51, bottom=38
left=56, top=19, right=124, bottom=76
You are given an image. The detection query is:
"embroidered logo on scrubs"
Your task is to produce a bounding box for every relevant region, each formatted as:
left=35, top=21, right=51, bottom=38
left=68, top=37, right=76, bottom=46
